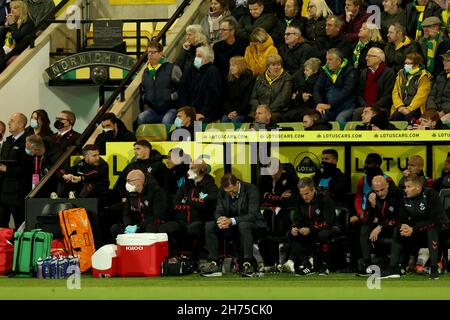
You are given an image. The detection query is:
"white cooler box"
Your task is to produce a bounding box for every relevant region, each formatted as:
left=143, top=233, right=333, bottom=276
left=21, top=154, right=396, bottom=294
left=92, top=244, right=118, bottom=278
left=116, top=233, right=168, bottom=277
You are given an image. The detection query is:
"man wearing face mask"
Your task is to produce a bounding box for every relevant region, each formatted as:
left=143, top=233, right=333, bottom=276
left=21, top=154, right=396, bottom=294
left=353, top=153, right=394, bottom=225
left=313, top=149, right=347, bottom=207
left=114, top=140, right=168, bottom=201
left=171, top=160, right=218, bottom=265
left=357, top=175, right=402, bottom=276
left=57, top=144, right=109, bottom=201
left=433, top=152, right=450, bottom=193
left=110, top=169, right=167, bottom=241
left=0, top=113, right=29, bottom=229
left=51, top=110, right=81, bottom=153
left=169, top=106, right=197, bottom=141
left=94, top=113, right=136, bottom=155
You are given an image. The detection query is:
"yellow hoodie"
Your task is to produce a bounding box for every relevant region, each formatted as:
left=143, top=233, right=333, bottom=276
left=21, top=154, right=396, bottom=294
left=244, top=35, right=278, bottom=76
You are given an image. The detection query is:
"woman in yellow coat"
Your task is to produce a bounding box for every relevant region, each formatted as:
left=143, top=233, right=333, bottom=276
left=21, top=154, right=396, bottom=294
left=391, top=52, right=432, bottom=124
left=244, top=27, right=278, bottom=77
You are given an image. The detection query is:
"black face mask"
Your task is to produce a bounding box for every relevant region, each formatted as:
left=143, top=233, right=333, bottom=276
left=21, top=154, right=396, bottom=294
left=320, top=161, right=336, bottom=177
left=54, top=120, right=65, bottom=130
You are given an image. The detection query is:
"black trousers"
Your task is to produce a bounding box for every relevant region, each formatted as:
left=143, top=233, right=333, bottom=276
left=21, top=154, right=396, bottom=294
left=389, top=227, right=439, bottom=269
left=0, top=204, right=24, bottom=229
left=205, top=220, right=265, bottom=262
left=288, top=228, right=336, bottom=267
left=360, top=223, right=393, bottom=264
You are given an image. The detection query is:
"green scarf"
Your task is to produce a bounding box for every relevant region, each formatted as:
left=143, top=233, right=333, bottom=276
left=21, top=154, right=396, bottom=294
left=322, top=58, right=348, bottom=83
left=352, top=40, right=368, bottom=68
left=443, top=10, right=450, bottom=38
left=425, top=34, right=439, bottom=73
left=414, top=0, right=426, bottom=41
left=147, top=57, right=165, bottom=79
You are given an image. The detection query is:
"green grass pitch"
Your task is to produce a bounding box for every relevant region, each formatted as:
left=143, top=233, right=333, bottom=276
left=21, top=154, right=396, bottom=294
left=1, top=273, right=450, bottom=300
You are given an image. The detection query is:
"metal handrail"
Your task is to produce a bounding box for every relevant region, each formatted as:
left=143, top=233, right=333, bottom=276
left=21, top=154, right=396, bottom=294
left=27, top=0, right=192, bottom=198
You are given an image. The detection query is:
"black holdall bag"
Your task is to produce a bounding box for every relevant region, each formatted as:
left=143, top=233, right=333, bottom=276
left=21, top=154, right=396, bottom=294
left=161, top=256, right=194, bottom=276
left=35, top=202, right=74, bottom=239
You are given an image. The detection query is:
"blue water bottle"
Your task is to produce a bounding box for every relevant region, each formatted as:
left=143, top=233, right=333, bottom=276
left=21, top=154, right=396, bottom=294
left=51, top=257, right=58, bottom=279
left=43, top=257, right=51, bottom=279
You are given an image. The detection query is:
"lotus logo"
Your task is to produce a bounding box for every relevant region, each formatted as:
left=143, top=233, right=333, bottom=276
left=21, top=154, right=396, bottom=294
left=294, top=152, right=320, bottom=174
left=125, top=246, right=144, bottom=251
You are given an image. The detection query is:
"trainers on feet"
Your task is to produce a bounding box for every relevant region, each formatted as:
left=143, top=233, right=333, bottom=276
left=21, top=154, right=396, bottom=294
left=430, top=267, right=439, bottom=280
left=200, top=261, right=222, bottom=277
left=68, top=191, right=76, bottom=199
left=241, top=262, right=255, bottom=277
left=356, top=265, right=374, bottom=277
left=50, top=192, right=59, bottom=199
left=277, top=259, right=295, bottom=273
left=380, top=267, right=404, bottom=279
left=296, top=262, right=315, bottom=276
left=318, top=264, right=329, bottom=276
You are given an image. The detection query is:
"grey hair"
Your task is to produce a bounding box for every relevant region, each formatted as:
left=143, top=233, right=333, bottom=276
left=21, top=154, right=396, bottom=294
left=196, top=45, right=214, bottom=64
left=298, top=177, right=315, bottom=190
left=368, top=47, right=386, bottom=62
left=26, top=134, right=44, bottom=149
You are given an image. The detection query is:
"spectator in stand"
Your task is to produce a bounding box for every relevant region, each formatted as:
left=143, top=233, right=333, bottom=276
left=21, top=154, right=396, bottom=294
left=291, top=57, right=322, bottom=117
left=26, top=0, right=55, bottom=28
left=275, top=0, right=307, bottom=42
left=442, top=1, right=450, bottom=38
left=249, top=53, right=293, bottom=122
left=0, top=0, right=7, bottom=26
left=169, top=106, right=197, bottom=141
left=398, top=155, right=433, bottom=189
left=432, top=152, right=450, bottom=193
left=179, top=45, right=222, bottom=123
left=352, top=22, right=385, bottom=70
left=318, top=15, right=353, bottom=61
left=354, top=47, right=395, bottom=120
left=391, top=52, right=432, bottom=123
left=277, top=25, right=314, bottom=75
left=110, top=169, right=167, bottom=241
left=94, top=113, right=136, bottom=155
left=221, top=56, right=255, bottom=123
left=0, top=0, right=34, bottom=69
left=427, top=50, right=450, bottom=118
left=201, top=0, right=231, bottom=44
left=302, top=110, right=332, bottom=130
left=313, top=148, right=348, bottom=207
left=57, top=144, right=109, bottom=201
left=213, top=16, right=248, bottom=82
left=341, top=0, right=369, bottom=43
left=114, top=140, right=168, bottom=198
left=405, top=0, right=442, bottom=41
left=25, top=109, right=53, bottom=138
left=244, top=27, right=278, bottom=76
left=229, top=0, right=249, bottom=21
left=418, top=17, right=450, bottom=78
left=409, top=110, right=449, bottom=130
left=0, top=112, right=29, bottom=229
left=384, top=22, right=418, bottom=74
left=237, top=0, right=277, bottom=42
left=313, top=48, right=358, bottom=124
left=175, top=24, right=208, bottom=73
left=249, top=104, right=280, bottom=130
left=355, top=105, right=383, bottom=130
left=369, top=113, right=394, bottom=130
left=380, top=0, right=406, bottom=43
left=304, top=0, right=332, bottom=46
left=138, top=41, right=182, bottom=126
left=50, top=110, right=81, bottom=153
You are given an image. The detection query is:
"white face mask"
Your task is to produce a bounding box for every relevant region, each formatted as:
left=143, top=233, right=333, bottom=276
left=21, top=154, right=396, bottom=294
left=187, top=169, right=197, bottom=180
left=125, top=182, right=137, bottom=193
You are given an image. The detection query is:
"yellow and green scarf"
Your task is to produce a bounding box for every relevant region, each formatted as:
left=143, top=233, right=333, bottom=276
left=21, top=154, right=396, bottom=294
left=442, top=10, right=450, bottom=38
left=4, top=32, right=14, bottom=52
left=425, top=34, right=439, bottom=73
left=414, top=0, right=426, bottom=41
left=265, top=68, right=284, bottom=85
left=352, top=40, right=368, bottom=68
left=322, top=58, right=348, bottom=83
left=396, top=36, right=412, bottom=51
left=147, top=57, right=165, bottom=79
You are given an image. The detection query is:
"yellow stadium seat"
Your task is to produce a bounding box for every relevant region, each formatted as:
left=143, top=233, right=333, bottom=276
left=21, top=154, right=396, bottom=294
left=205, top=123, right=235, bottom=131
left=278, top=122, right=304, bottom=131
left=135, top=124, right=167, bottom=141
left=344, top=121, right=364, bottom=130
left=329, top=121, right=341, bottom=130
left=390, top=121, right=408, bottom=130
